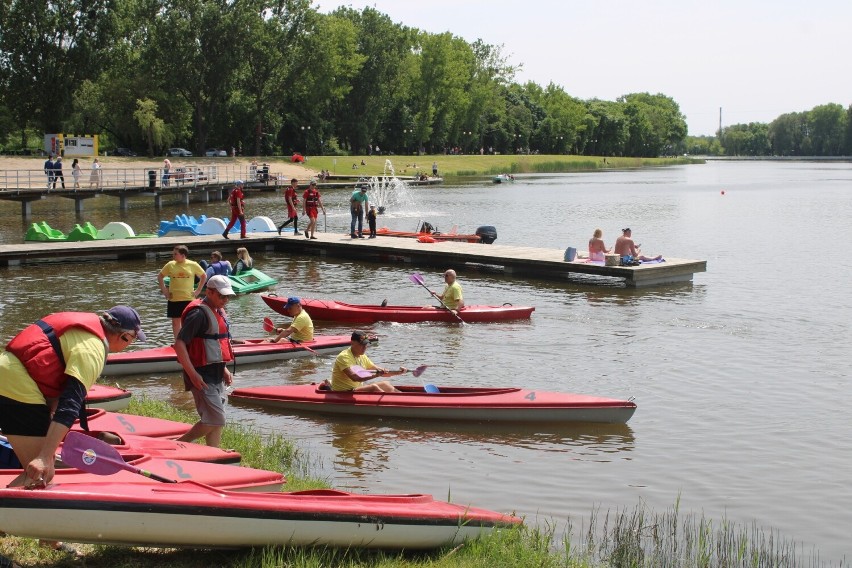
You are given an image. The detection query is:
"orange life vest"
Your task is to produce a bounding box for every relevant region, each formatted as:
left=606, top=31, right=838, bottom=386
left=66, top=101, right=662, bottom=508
left=180, top=299, right=234, bottom=367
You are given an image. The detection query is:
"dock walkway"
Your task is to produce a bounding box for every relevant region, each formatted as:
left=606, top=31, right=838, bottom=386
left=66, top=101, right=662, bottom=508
left=0, top=233, right=705, bottom=288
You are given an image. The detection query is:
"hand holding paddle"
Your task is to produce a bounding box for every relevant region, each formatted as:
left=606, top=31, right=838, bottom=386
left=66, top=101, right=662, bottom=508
left=263, top=316, right=319, bottom=355
left=409, top=272, right=464, bottom=324
left=61, top=431, right=176, bottom=483
left=350, top=364, right=427, bottom=380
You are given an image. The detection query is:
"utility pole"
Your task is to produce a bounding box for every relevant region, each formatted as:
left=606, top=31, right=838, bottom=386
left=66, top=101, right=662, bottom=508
left=718, top=107, right=723, bottom=139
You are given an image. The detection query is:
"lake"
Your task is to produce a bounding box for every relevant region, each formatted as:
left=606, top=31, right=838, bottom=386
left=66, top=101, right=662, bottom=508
left=0, top=160, right=849, bottom=562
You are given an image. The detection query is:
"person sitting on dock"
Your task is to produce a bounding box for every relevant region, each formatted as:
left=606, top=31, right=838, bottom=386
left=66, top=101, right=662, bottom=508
left=268, top=297, right=314, bottom=344
left=614, top=228, right=662, bottom=262
left=588, top=228, right=612, bottom=262
left=328, top=331, right=407, bottom=393
left=432, top=269, right=464, bottom=312
left=204, top=251, right=232, bottom=278
left=233, top=247, right=253, bottom=275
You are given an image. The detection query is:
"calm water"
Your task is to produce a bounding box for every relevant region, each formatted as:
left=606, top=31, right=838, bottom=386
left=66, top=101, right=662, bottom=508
left=1, top=161, right=850, bottom=561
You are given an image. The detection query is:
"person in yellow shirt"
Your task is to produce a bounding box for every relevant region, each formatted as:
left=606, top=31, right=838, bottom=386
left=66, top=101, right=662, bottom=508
left=158, top=245, right=207, bottom=341
left=0, top=306, right=145, bottom=488
left=329, top=331, right=407, bottom=393
left=432, top=269, right=464, bottom=312
left=269, top=297, right=314, bottom=343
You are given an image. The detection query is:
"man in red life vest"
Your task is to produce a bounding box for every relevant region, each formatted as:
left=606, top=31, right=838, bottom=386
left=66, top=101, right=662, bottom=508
left=0, top=306, right=146, bottom=487
left=222, top=179, right=247, bottom=239
left=174, top=275, right=236, bottom=447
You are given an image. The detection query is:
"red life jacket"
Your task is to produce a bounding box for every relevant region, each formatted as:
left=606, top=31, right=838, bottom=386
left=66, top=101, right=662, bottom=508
left=228, top=188, right=244, bottom=208
left=180, top=299, right=234, bottom=367
left=304, top=189, right=320, bottom=208
left=5, top=312, right=106, bottom=398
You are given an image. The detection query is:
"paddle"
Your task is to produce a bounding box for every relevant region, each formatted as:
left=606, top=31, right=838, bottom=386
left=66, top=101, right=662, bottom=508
left=408, top=272, right=464, bottom=324
left=262, top=316, right=319, bottom=355
left=60, top=431, right=176, bottom=483
left=349, top=364, right=437, bottom=392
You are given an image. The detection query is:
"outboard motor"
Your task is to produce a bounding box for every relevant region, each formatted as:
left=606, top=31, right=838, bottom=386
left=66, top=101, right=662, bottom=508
left=475, top=225, right=497, bottom=244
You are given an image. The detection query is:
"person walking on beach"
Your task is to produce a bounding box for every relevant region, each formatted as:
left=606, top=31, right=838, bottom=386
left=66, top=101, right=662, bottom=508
left=278, top=178, right=301, bottom=235
left=222, top=180, right=247, bottom=239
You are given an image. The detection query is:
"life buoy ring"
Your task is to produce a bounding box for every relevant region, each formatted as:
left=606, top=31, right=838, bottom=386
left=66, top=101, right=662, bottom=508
left=417, top=235, right=436, bottom=243
left=377, top=227, right=389, bottom=234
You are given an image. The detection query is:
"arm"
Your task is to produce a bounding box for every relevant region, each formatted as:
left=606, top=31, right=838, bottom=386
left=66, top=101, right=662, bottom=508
left=157, top=271, right=169, bottom=298
left=271, top=325, right=295, bottom=343
left=193, top=271, right=208, bottom=298
left=343, top=365, right=408, bottom=383
left=174, top=339, right=207, bottom=391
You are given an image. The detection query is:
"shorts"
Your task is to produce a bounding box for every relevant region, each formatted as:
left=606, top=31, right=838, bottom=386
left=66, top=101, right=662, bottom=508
left=0, top=394, right=50, bottom=436
left=167, top=300, right=191, bottom=319
left=188, top=382, right=227, bottom=426
left=306, top=208, right=318, bottom=220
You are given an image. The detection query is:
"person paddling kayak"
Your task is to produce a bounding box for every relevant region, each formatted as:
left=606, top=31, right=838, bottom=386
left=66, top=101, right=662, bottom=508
left=328, top=331, right=407, bottom=393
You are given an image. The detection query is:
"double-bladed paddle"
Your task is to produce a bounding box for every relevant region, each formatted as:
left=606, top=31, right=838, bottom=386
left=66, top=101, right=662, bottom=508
left=349, top=364, right=438, bottom=392
left=60, top=431, right=176, bottom=483
left=262, top=316, right=319, bottom=355
left=408, top=272, right=464, bottom=324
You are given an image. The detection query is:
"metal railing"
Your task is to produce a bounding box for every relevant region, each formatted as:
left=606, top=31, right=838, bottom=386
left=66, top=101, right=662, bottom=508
left=0, top=164, right=286, bottom=192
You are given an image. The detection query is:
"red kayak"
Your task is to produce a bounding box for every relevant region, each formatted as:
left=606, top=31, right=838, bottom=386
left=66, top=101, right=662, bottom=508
left=231, top=384, right=637, bottom=424
left=0, top=481, right=520, bottom=549
left=104, top=336, right=351, bottom=376
left=375, top=227, right=482, bottom=243
left=0, top=455, right=282, bottom=492
left=73, top=431, right=241, bottom=464
left=85, top=384, right=132, bottom=411
left=73, top=408, right=191, bottom=439
left=262, top=295, right=535, bottom=324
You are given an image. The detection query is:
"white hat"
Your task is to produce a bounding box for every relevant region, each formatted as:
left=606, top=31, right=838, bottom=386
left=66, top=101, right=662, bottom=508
left=206, top=275, right=236, bottom=296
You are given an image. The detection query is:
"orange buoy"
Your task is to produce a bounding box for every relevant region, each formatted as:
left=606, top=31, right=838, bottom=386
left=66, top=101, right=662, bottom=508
left=417, top=235, right=436, bottom=243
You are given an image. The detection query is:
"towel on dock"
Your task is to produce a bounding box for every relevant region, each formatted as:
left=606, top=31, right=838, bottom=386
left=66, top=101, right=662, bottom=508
left=639, top=258, right=666, bottom=264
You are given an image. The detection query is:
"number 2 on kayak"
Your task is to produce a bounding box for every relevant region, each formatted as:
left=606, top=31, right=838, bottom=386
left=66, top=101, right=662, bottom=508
left=524, top=392, right=536, bottom=401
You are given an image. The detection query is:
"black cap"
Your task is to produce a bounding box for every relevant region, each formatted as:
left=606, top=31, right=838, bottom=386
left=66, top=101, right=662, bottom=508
left=351, top=331, right=371, bottom=345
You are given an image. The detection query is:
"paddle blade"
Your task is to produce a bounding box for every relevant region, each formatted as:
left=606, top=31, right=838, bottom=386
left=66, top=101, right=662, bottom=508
left=61, top=431, right=129, bottom=476
left=411, top=365, right=427, bottom=378
left=263, top=317, right=275, bottom=333
left=424, top=384, right=440, bottom=394
left=348, top=365, right=374, bottom=379
left=409, top=273, right=425, bottom=286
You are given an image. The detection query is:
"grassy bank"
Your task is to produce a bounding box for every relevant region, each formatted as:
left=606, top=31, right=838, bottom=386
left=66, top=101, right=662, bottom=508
left=304, top=154, right=703, bottom=178
left=1, top=398, right=834, bottom=567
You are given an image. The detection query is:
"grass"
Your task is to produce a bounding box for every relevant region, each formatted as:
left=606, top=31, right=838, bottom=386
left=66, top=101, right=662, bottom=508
left=1, top=399, right=839, bottom=567
left=298, top=153, right=702, bottom=178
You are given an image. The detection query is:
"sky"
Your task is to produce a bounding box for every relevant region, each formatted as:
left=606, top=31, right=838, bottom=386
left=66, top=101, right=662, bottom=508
left=315, top=0, right=852, bottom=136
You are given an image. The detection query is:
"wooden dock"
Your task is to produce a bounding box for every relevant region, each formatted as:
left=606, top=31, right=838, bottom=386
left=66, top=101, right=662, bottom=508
left=0, top=233, right=705, bottom=288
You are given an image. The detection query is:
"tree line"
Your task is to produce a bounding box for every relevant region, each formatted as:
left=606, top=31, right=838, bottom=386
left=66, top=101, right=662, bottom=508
left=0, top=1, right=694, bottom=158
left=685, top=103, right=852, bottom=157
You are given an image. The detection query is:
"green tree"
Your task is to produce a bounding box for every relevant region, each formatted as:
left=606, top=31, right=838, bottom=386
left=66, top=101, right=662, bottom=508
left=808, top=103, right=846, bottom=156
left=133, top=98, right=167, bottom=157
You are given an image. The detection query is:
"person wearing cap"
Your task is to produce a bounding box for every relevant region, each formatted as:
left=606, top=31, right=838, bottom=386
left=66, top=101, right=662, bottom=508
left=432, top=269, right=464, bottom=312
left=614, top=228, right=662, bottom=262
left=0, top=306, right=145, bottom=487
left=366, top=204, right=378, bottom=238
left=158, top=245, right=207, bottom=341
left=303, top=180, right=325, bottom=240
left=268, top=297, right=314, bottom=343
left=222, top=179, right=247, bottom=239
left=329, top=331, right=407, bottom=393
left=278, top=178, right=301, bottom=236
left=350, top=185, right=369, bottom=238
left=174, top=274, right=236, bottom=448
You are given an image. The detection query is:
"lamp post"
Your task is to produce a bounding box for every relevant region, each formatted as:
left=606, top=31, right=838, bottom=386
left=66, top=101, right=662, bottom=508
left=300, top=125, right=311, bottom=154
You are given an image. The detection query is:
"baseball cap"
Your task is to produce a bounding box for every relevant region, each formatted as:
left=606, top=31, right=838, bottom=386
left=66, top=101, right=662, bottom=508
left=285, top=296, right=301, bottom=307
left=351, top=330, right=371, bottom=345
left=207, top=275, right=236, bottom=296
left=234, top=179, right=244, bottom=186
left=105, top=306, right=146, bottom=342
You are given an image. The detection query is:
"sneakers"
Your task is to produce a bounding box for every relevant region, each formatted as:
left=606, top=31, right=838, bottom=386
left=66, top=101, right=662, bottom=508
left=351, top=234, right=357, bottom=239
left=240, top=235, right=248, bottom=239
left=358, top=235, right=366, bottom=239
left=368, top=235, right=376, bottom=239
left=222, top=232, right=229, bottom=239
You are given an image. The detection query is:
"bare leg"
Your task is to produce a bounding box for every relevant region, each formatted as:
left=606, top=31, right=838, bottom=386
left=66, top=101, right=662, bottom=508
left=177, top=422, right=221, bottom=448
left=171, top=318, right=181, bottom=342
